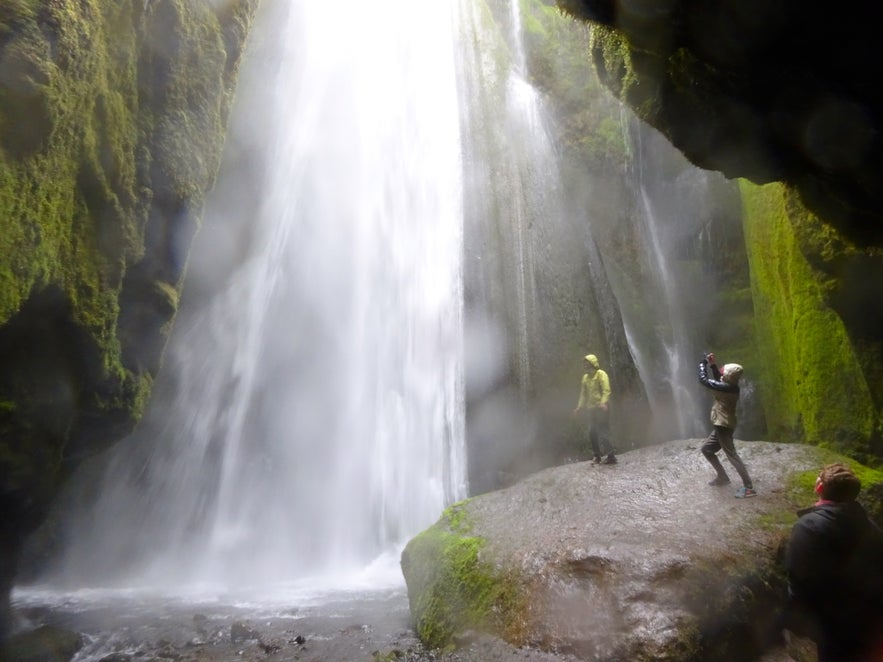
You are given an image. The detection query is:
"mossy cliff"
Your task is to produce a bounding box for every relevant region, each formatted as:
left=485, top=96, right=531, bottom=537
left=741, top=181, right=883, bottom=460
left=0, top=0, right=258, bottom=633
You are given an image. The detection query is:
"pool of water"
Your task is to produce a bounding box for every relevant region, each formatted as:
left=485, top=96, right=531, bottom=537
left=11, top=577, right=425, bottom=661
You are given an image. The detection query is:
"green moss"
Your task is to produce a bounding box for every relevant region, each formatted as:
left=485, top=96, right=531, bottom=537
left=788, top=453, right=883, bottom=494
left=588, top=25, right=635, bottom=100
left=740, top=181, right=877, bottom=457
left=1, top=1, right=140, bottom=326
left=513, top=0, right=628, bottom=170
left=402, top=507, right=529, bottom=651
left=755, top=510, right=796, bottom=532
left=441, top=499, right=475, bottom=534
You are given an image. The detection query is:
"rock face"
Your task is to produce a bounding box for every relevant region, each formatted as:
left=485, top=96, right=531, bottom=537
left=551, top=0, right=883, bottom=463
left=401, top=440, right=882, bottom=658
left=557, top=0, right=883, bottom=248
left=0, top=0, right=258, bottom=633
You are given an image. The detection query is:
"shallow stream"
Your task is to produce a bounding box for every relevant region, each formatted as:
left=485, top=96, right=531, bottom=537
left=13, top=577, right=424, bottom=661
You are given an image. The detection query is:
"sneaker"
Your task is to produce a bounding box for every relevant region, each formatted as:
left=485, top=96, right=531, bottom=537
left=708, top=476, right=731, bottom=486
left=601, top=455, right=617, bottom=465
left=735, top=487, right=757, bottom=499
left=592, top=456, right=602, bottom=464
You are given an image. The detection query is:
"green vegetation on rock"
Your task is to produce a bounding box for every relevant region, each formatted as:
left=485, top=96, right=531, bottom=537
left=519, top=0, right=628, bottom=169
left=401, top=501, right=528, bottom=650
left=741, top=181, right=878, bottom=459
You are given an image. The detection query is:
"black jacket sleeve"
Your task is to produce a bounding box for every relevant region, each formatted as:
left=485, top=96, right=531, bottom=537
left=698, top=360, right=738, bottom=393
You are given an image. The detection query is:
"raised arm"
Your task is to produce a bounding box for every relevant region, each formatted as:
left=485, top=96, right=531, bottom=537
left=698, top=358, right=738, bottom=393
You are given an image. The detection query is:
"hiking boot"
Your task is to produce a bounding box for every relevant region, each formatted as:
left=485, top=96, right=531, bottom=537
left=735, top=486, right=758, bottom=498
left=601, top=455, right=617, bottom=464
left=708, top=476, right=731, bottom=486
left=592, top=456, right=602, bottom=464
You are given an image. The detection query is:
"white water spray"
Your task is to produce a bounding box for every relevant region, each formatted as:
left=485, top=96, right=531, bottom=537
left=635, top=184, right=701, bottom=435
left=56, top=0, right=467, bottom=591
left=614, top=114, right=712, bottom=439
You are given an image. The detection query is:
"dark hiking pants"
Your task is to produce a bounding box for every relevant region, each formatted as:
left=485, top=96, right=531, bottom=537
left=587, top=407, right=614, bottom=458
left=701, top=425, right=752, bottom=488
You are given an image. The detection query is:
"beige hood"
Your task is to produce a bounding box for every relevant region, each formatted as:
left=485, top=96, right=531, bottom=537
left=722, top=363, right=743, bottom=384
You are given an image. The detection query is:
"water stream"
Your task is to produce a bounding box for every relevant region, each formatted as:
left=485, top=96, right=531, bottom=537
left=39, top=0, right=467, bottom=594
left=12, top=1, right=471, bottom=658
left=609, top=115, right=720, bottom=440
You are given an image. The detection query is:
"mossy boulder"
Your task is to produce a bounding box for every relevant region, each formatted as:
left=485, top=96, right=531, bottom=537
left=401, top=440, right=883, bottom=658
left=401, top=501, right=531, bottom=650
left=0, top=624, right=83, bottom=662
left=0, top=0, right=258, bottom=634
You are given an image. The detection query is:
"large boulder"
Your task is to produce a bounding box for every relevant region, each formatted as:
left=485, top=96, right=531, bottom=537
left=401, top=440, right=883, bottom=658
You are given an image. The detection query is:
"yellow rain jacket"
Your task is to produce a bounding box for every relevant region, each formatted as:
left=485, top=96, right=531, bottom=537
left=577, top=354, right=611, bottom=409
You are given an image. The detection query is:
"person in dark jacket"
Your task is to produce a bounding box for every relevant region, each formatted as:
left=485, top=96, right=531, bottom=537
left=697, top=352, right=755, bottom=498
left=783, top=462, right=883, bottom=661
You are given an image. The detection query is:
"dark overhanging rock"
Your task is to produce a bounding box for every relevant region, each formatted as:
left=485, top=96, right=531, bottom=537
left=556, top=0, right=883, bottom=247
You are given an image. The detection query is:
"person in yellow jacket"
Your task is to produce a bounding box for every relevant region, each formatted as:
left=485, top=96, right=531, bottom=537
left=573, top=354, right=616, bottom=464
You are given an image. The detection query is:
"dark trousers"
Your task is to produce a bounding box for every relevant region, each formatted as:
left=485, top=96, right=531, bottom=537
left=701, top=425, right=752, bottom=488
left=773, top=600, right=883, bottom=662
left=587, top=407, right=614, bottom=458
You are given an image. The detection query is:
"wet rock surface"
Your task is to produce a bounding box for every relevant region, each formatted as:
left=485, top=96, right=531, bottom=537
left=403, top=440, right=835, bottom=660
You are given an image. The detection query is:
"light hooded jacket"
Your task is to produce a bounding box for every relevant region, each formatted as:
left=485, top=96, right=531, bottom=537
left=577, top=354, right=611, bottom=409
left=698, top=360, right=742, bottom=429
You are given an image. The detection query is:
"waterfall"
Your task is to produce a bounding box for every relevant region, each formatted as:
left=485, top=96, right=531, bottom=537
left=53, top=0, right=467, bottom=590
left=613, top=114, right=725, bottom=439
left=634, top=184, right=702, bottom=436
left=456, top=0, right=580, bottom=487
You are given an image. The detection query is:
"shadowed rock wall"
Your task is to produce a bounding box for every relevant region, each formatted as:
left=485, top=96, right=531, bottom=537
left=556, top=0, right=883, bottom=462
left=0, top=0, right=258, bottom=633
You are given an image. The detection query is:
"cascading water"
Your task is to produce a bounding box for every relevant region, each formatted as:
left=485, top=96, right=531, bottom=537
left=51, top=0, right=467, bottom=592
left=458, top=0, right=554, bottom=402
left=456, top=0, right=582, bottom=486
left=633, top=184, right=701, bottom=436
left=614, top=114, right=727, bottom=439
